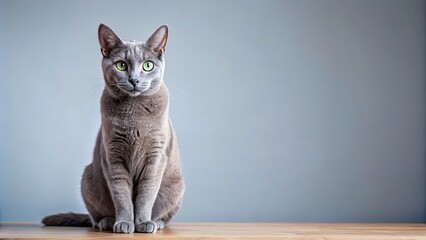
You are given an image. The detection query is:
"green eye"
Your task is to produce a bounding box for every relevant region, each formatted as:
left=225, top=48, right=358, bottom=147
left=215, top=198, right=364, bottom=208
left=116, top=61, right=127, bottom=71
left=142, top=60, right=154, bottom=72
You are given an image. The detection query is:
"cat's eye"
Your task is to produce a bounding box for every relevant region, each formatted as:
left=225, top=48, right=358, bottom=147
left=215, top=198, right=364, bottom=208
left=116, top=61, right=127, bottom=71
left=142, top=61, right=154, bottom=72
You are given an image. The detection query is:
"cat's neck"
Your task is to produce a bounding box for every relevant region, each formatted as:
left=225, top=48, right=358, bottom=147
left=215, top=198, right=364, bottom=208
left=101, top=81, right=169, bottom=118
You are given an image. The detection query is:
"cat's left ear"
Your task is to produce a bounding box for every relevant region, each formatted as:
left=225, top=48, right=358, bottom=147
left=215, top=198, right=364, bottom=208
left=146, top=25, right=168, bottom=56
left=98, top=24, right=123, bottom=57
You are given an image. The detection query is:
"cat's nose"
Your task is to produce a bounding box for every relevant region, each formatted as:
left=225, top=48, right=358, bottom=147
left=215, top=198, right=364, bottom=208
left=129, top=79, right=140, bottom=87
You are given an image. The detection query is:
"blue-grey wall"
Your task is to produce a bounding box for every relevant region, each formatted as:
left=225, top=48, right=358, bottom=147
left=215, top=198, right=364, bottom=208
left=0, top=0, right=425, bottom=223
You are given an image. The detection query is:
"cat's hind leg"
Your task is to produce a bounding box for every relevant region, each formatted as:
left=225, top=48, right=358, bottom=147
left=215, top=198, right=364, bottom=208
left=97, top=217, right=115, bottom=231
left=150, top=183, right=184, bottom=231
left=156, top=220, right=165, bottom=230
left=81, top=163, right=115, bottom=231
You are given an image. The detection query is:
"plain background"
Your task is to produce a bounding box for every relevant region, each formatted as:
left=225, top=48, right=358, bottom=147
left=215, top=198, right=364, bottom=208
left=0, top=0, right=425, bottom=223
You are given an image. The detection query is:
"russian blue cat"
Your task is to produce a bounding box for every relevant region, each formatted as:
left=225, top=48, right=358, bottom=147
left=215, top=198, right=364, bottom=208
left=42, top=24, right=185, bottom=234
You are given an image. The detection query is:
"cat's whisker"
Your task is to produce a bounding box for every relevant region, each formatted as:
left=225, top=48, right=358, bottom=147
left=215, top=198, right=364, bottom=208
left=84, top=82, right=105, bottom=110
left=88, top=83, right=104, bottom=93
left=87, top=77, right=104, bottom=80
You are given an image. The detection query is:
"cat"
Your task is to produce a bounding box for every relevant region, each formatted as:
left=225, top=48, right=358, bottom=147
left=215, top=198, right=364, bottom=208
left=42, top=24, right=185, bottom=234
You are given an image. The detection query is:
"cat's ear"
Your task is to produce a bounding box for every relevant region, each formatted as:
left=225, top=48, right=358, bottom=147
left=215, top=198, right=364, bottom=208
left=98, top=24, right=123, bottom=57
left=146, top=25, right=168, bottom=56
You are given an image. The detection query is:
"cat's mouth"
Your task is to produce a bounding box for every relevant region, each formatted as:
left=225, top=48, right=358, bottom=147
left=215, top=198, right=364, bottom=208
left=128, top=89, right=141, bottom=97
left=126, top=85, right=150, bottom=97
left=117, top=83, right=150, bottom=97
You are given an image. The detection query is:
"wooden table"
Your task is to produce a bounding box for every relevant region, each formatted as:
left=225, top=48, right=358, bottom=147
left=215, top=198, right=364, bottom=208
left=1, top=222, right=426, bottom=239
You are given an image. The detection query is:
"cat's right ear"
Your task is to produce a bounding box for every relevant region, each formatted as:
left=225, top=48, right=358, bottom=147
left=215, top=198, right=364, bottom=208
left=98, top=24, right=123, bottom=57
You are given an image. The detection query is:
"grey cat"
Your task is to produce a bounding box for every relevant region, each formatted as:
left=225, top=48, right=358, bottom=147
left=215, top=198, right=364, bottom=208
left=42, top=24, right=185, bottom=234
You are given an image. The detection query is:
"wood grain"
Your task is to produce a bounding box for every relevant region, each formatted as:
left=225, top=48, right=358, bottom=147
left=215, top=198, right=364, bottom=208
left=1, top=222, right=426, bottom=239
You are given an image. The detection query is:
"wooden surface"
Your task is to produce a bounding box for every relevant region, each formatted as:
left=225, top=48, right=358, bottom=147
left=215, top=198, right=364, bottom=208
left=1, top=222, right=426, bottom=239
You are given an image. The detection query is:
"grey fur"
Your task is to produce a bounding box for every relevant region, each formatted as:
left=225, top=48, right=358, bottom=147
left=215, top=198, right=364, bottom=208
left=42, top=24, right=185, bottom=234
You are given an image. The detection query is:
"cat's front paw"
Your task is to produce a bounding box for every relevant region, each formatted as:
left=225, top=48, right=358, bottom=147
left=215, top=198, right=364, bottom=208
left=135, top=220, right=158, bottom=233
left=97, top=217, right=115, bottom=231
left=113, top=220, right=135, bottom=234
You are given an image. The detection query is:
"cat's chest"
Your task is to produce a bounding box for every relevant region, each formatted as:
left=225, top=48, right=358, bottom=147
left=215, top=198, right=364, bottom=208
left=105, top=124, right=167, bottom=160
left=107, top=120, right=164, bottom=142
left=103, top=100, right=164, bottom=128
left=101, top=91, right=169, bottom=156
left=107, top=114, right=149, bottom=130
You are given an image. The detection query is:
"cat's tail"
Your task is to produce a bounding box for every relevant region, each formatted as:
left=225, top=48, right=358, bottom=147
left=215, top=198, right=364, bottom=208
left=42, top=212, right=92, bottom=227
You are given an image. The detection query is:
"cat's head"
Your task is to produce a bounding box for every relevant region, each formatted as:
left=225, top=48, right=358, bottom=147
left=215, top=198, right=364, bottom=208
left=98, top=24, right=168, bottom=97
